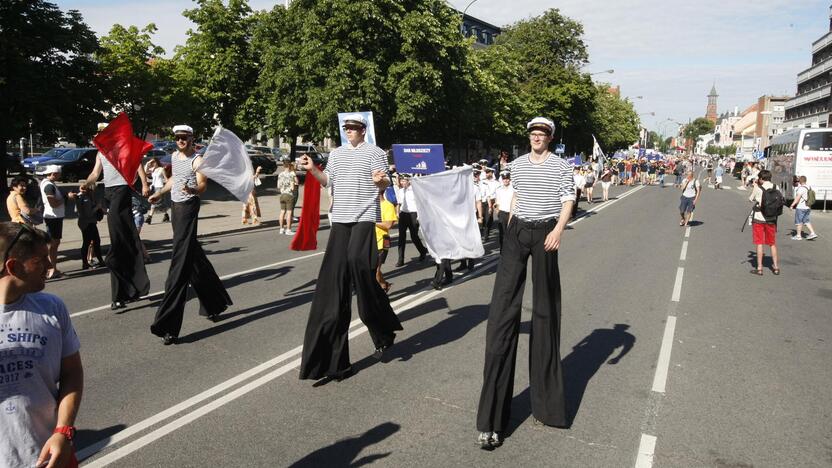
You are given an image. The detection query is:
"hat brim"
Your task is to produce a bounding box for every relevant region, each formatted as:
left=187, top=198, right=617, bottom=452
left=528, top=124, right=553, bottom=135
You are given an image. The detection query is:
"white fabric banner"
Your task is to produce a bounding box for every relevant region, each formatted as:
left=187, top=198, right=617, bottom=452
left=410, top=167, right=484, bottom=260
left=198, top=127, right=255, bottom=203
left=593, top=134, right=606, bottom=166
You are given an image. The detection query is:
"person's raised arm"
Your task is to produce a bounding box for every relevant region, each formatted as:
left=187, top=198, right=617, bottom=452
left=299, top=155, right=328, bottom=187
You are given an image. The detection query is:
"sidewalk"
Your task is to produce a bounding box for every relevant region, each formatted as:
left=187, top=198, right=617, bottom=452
left=57, top=175, right=330, bottom=253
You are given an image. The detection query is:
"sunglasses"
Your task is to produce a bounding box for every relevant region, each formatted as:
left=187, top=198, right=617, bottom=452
left=174, top=135, right=191, bottom=141
left=2, top=224, right=48, bottom=274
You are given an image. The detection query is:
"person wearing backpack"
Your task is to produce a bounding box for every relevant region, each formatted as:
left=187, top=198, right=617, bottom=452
left=748, top=170, right=782, bottom=275
left=678, top=171, right=700, bottom=227
left=789, top=175, right=819, bottom=241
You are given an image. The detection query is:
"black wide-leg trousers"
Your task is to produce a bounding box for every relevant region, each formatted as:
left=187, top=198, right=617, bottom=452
left=151, top=198, right=232, bottom=338
left=476, top=217, right=567, bottom=432
left=397, top=211, right=427, bottom=263
left=496, top=211, right=509, bottom=250
left=300, top=222, right=403, bottom=380
left=104, top=186, right=150, bottom=302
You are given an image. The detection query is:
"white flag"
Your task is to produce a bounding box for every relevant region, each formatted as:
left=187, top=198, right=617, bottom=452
left=197, top=127, right=255, bottom=203
left=410, top=167, right=484, bottom=260
left=593, top=135, right=606, bottom=166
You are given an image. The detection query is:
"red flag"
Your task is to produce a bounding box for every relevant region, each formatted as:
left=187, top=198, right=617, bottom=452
left=92, top=113, right=152, bottom=186
left=290, top=167, right=322, bottom=251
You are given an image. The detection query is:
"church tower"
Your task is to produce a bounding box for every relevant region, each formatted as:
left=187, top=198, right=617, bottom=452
left=706, top=83, right=718, bottom=123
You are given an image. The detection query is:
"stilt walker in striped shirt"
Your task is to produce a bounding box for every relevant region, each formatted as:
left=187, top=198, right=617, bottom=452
left=476, top=117, right=576, bottom=449
left=148, top=125, right=232, bottom=345
left=299, top=114, right=402, bottom=382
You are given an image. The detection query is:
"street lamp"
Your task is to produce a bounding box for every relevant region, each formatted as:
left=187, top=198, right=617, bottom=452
left=589, top=69, right=614, bottom=76
left=459, top=0, right=479, bottom=35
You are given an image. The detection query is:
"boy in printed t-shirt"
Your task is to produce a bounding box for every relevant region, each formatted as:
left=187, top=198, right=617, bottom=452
left=0, top=222, right=84, bottom=468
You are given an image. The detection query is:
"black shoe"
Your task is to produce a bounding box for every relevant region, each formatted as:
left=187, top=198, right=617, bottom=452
left=331, top=366, right=354, bottom=382
left=111, top=301, right=126, bottom=310
left=418, top=252, right=427, bottom=262
left=454, top=264, right=467, bottom=272
left=431, top=280, right=443, bottom=291
left=162, top=334, right=177, bottom=346
left=205, top=312, right=221, bottom=323
left=82, top=263, right=91, bottom=271
left=372, top=340, right=393, bottom=360
left=395, top=260, right=404, bottom=267
left=477, top=431, right=501, bottom=450
left=467, top=263, right=475, bottom=271
left=162, top=214, right=170, bottom=223
left=146, top=215, right=152, bottom=225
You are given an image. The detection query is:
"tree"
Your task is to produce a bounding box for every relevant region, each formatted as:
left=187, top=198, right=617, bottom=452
left=484, top=9, right=597, bottom=153
left=0, top=0, right=103, bottom=191
left=252, top=0, right=477, bottom=151
left=683, top=118, right=715, bottom=144
left=97, top=24, right=195, bottom=139
left=174, top=0, right=259, bottom=137
left=589, top=83, right=640, bottom=152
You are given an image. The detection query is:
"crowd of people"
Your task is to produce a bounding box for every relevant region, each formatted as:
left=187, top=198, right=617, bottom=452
left=1, top=112, right=827, bottom=466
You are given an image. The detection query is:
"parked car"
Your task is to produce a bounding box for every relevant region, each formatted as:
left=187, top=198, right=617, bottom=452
left=291, top=145, right=329, bottom=183
left=22, top=148, right=73, bottom=173
left=34, top=148, right=98, bottom=182
left=3, top=153, right=25, bottom=175
left=152, top=140, right=177, bottom=153
left=249, top=151, right=277, bottom=175
left=141, top=149, right=172, bottom=167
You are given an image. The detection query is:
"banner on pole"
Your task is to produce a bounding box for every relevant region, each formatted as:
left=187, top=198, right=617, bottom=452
left=391, top=144, right=445, bottom=174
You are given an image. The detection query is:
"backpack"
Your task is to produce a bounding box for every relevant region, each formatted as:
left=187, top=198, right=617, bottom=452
left=760, top=186, right=785, bottom=222
left=806, top=186, right=816, bottom=206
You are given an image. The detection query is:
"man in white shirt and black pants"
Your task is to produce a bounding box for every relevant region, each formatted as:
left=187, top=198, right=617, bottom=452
left=394, top=174, right=428, bottom=266
left=298, top=114, right=402, bottom=382
left=476, top=117, right=575, bottom=449
left=493, top=171, right=514, bottom=251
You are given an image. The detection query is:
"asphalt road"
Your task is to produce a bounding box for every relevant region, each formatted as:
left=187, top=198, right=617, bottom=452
left=41, top=179, right=832, bottom=467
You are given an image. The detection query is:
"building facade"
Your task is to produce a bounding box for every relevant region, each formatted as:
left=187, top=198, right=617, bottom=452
left=755, top=95, right=790, bottom=149
left=461, top=13, right=501, bottom=48
left=784, top=5, right=832, bottom=129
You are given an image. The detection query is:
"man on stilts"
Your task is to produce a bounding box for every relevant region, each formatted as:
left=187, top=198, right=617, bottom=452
left=149, top=125, right=232, bottom=345
left=86, top=122, right=151, bottom=310
left=476, top=117, right=575, bottom=449
left=298, top=114, right=401, bottom=382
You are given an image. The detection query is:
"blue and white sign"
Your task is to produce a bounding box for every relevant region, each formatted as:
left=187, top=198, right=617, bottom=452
left=554, top=143, right=566, bottom=155
left=568, top=154, right=583, bottom=166
left=638, top=148, right=646, bottom=157
left=392, top=144, right=445, bottom=175
left=754, top=149, right=765, bottom=160
left=338, top=111, right=377, bottom=146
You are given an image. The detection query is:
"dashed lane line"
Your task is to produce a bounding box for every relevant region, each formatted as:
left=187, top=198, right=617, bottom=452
left=670, top=267, right=684, bottom=302
left=679, top=241, right=689, bottom=261
left=650, top=315, right=677, bottom=394
left=634, top=433, right=658, bottom=468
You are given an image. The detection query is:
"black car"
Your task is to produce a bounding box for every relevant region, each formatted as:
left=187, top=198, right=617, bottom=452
left=38, top=148, right=98, bottom=182
left=250, top=152, right=277, bottom=174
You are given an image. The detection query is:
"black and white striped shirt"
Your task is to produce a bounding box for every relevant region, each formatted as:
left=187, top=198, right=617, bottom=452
left=324, top=142, right=388, bottom=223
left=510, top=153, right=576, bottom=220
left=170, top=151, right=198, bottom=203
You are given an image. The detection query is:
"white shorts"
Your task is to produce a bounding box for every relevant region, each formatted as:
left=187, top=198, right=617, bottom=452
left=601, top=181, right=612, bottom=190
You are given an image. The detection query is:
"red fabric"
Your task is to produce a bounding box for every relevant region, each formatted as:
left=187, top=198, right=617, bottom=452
left=290, top=167, right=322, bottom=251
left=92, top=113, right=152, bottom=186
left=752, top=222, right=776, bottom=245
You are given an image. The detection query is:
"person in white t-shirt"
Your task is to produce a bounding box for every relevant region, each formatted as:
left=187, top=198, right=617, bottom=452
left=0, top=222, right=83, bottom=468
left=678, top=171, right=701, bottom=226
left=493, top=172, right=515, bottom=250
left=790, top=176, right=818, bottom=240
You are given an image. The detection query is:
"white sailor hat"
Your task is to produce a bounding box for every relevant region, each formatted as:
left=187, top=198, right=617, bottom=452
left=484, top=167, right=494, bottom=173
left=38, top=164, right=62, bottom=175
left=472, top=163, right=482, bottom=170
left=172, top=124, right=194, bottom=134
left=478, top=158, right=489, bottom=164
left=500, top=170, right=510, bottom=178
left=526, top=117, right=555, bottom=135
left=342, top=114, right=367, bottom=128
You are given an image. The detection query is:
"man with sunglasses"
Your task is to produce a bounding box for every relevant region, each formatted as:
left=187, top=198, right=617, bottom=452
left=86, top=122, right=151, bottom=310
left=0, top=222, right=84, bottom=468
left=476, top=117, right=575, bottom=449
left=297, top=114, right=402, bottom=382
left=148, top=125, right=232, bottom=345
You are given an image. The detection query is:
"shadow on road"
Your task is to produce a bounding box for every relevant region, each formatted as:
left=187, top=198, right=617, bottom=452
left=507, top=323, right=636, bottom=434
left=288, top=422, right=400, bottom=467
left=74, top=424, right=127, bottom=454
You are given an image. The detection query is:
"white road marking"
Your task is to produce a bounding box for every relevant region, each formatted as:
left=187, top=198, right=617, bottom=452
left=571, top=185, right=645, bottom=225
left=679, top=241, right=688, bottom=261
left=634, top=433, right=657, bottom=468
left=724, top=186, right=732, bottom=190
left=671, top=267, right=684, bottom=302
left=651, top=316, right=677, bottom=393
left=70, top=251, right=325, bottom=318
left=78, top=258, right=499, bottom=465
left=684, top=226, right=691, bottom=238
left=79, top=185, right=648, bottom=464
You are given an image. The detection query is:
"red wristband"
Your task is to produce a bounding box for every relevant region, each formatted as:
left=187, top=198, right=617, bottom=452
left=54, top=426, right=76, bottom=441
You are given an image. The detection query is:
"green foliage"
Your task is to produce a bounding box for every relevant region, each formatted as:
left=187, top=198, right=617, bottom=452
left=591, top=84, right=640, bottom=152
left=0, top=0, right=104, bottom=156
left=705, top=143, right=737, bottom=157
left=174, top=0, right=259, bottom=137
left=97, top=24, right=194, bottom=138
left=683, top=117, right=715, bottom=143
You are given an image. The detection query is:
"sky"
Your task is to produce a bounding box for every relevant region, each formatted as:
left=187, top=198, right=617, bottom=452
left=57, top=0, right=831, bottom=135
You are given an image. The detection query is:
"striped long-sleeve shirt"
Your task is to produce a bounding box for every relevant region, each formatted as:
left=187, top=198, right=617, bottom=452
left=510, top=153, right=576, bottom=220
left=324, top=142, right=388, bottom=223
